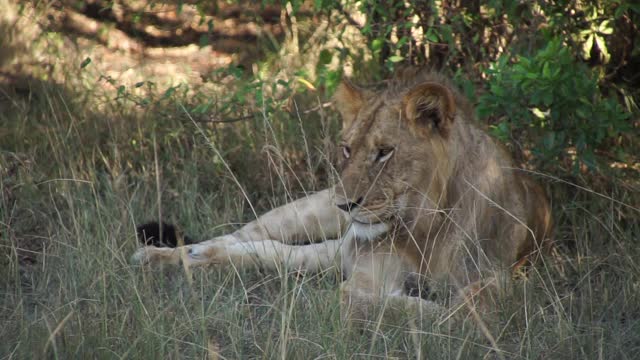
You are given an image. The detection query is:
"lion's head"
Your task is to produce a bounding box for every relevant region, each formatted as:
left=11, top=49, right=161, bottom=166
left=333, top=73, right=464, bottom=238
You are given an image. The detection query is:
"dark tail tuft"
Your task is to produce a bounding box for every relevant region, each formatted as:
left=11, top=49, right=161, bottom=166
left=136, top=221, right=193, bottom=248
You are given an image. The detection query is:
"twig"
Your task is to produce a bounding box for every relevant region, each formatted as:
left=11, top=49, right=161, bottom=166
left=334, top=3, right=364, bottom=30
left=302, top=101, right=332, bottom=114
left=200, top=114, right=256, bottom=123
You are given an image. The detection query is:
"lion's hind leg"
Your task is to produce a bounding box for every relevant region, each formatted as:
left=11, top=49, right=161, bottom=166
left=340, top=252, right=445, bottom=324
left=340, top=285, right=445, bottom=325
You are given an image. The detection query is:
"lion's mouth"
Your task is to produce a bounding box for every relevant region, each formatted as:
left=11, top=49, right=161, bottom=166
left=349, top=204, right=391, bottom=226
left=351, top=217, right=385, bottom=226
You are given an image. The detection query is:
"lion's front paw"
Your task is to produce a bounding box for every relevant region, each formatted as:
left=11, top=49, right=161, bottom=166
left=131, top=242, right=228, bottom=268
left=131, top=247, right=153, bottom=265
left=186, top=243, right=221, bottom=265
left=130, top=246, right=180, bottom=266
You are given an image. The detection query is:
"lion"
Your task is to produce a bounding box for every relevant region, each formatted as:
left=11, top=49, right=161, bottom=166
left=132, top=68, right=552, bottom=316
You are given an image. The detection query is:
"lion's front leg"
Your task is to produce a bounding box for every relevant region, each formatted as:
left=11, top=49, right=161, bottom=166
left=133, top=238, right=343, bottom=272
left=187, top=239, right=343, bottom=271
left=132, top=187, right=347, bottom=267
left=230, top=187, right=348, bottom=244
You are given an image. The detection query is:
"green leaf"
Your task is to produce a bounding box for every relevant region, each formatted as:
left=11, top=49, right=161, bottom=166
left=371, top=38, right=384, bottom=52
left=582, top=34, right=594, bottom=60
left=425, top=29, right=439, bottom=43
left=199, top=34, right=209, bottom=47
left=318, top=49, right=333, bottom=66
left=80, top=57, right=92, bottom=69
left=530, top=107, right=548, bottom=119
left=576, top=107, right=588, bottom=118
left=594, top=35, right=611, bottom=63
left=388, top=55, right=404, bottom=63
left=598, top=20, right=613, bottom=35
left=542, top=62, right=550, bottom=78
left=579, top=29, right=593, bottom=36
left=542, top=92, right=553, bottom=106
left=163, top=86, right=177, bottom=99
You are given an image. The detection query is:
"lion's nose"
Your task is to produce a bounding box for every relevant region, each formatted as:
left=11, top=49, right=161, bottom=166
left=336, top=196, right=363, bottom=213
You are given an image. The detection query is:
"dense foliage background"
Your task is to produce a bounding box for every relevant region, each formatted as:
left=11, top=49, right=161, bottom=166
left=1, top=1, right=638, bottom=358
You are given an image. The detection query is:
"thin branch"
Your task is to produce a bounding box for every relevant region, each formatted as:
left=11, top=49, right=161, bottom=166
left=200, top=114, right=256, bottom=124
left=334, top=3, right=364, bottom=30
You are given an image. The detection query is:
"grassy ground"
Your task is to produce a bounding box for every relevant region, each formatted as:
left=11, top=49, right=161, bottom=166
left=2, top=72, right=639, bottom=360
left=2, top=3, right=640, bottom=360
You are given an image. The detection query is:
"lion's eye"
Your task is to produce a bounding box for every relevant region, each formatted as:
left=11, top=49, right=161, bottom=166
left=376, top=147, right=395, bottom=162
left=342, top=145, right=351, bottom=159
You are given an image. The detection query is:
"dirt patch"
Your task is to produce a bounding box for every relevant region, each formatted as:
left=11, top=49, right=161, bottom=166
left=1, top=1, right=289, bottom=92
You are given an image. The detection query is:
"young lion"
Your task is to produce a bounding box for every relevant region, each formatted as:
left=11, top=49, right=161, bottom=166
left=132, top=68, right=552, bottom=315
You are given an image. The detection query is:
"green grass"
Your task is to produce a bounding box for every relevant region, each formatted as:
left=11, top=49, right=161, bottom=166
left=1, top=75, right=639, bottom=360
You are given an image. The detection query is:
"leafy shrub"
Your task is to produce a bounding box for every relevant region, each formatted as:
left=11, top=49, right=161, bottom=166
left=477, top=38, right=630, bottom=173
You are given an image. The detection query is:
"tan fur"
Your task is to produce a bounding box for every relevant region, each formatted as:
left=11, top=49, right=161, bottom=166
left=132, top=69, right=552, bottom=318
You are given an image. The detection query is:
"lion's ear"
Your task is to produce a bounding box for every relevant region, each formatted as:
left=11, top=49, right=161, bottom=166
left=402, top=82, right=456, bottom=137
left=333, top=80, right=365, bottom=129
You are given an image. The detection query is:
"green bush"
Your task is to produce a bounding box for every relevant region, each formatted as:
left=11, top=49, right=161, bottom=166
left=477, top=38, right=630, bottom=173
